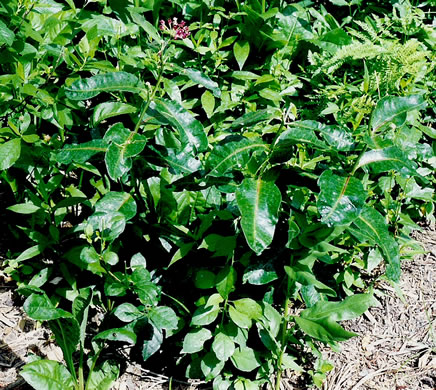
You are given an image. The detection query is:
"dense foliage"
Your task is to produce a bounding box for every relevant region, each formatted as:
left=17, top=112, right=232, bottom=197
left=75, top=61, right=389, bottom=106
left=0, top=0, right=435, bottom=389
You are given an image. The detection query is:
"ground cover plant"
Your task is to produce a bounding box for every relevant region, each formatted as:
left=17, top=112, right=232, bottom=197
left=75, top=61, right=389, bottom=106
left=0, top=0, right=435, bottom=389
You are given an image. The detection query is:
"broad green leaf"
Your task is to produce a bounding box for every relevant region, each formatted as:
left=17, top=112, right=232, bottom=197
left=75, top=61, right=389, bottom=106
left=0, top=20, right=15, bottom=46
left=298, top=316, right=357, bottom=343
left=94, top=328, right=137, bottom=344
left=80, top=246, right=100, bottom=264
left=92, top=102, right=137, bottom=125
left=87, top=211, right=126, bottom=242
left=191, top=304, right=220, bottom=326
left=201, top=352, right=225, bottom=381
left=236, top=178, right=282, bottom=255
left=23, top=293, right=72, bottom=321
left=348, top=207, right=401, bottom=281
left=0, top=139, right=21, bottom=170
left=216, top=266, right=237, bottom=299
left=149, top=306, right=178, bottom=330
left=212, top=332, right=235, bottom=361
left=113, top=303, right=143, bottom=322
left=129, top=12, right=161, bottom=42
left=181, top=68, right=221, bottom=98
left=56, top=140, right=107, bottom=164
left=206, top=137, right=268, bottom=177
left=21, top=360, right=74, bottom=390
left=201, top=90, right=215, bottom=118
left=301, top=293, right=377, bottom=322
left=104, top=123, right=146, bottom=158
left=194, top=270, right=216, bottom=289
left=7, top=202, right=40, bottom=214
left=317, top=170, right=366, bottom=226
left=182, top=328, right=213, bottom=353
left=289, top=121, right=354, bottom=151
left=143, top=324, right=163, bottom=361
left=15, top=245, right=42, bottom=262
left=272, top=126, right=328, bottom=159
left=94, top=191, right=137, bottom=220
left=49, top=317, right=80, bottom=375
left=233, top=298, right=262, bottom=320
left=243, top=261, right=278, bottom=285
left=230, top=109, right=279, bottom=129
left=371, top=95, right=426, bottom=132
left=230, top=347, right=261, bottom=372
left=285, top=267, right=337, bottom=297
left=65, top=72, right=142, bottom=100
left=356, top=146, right=418, bottom=176
left=86, top=360, right=120, bottom=390
left=130, top=253, right=147, bottom=269
left=233, top=41, right=250, bottom=70
left=151, top=99, right=208, bottom=153
left=105, top=142, right=132, bottom=180
left=281, top=353, right=303, bottom=371
left=228, top=305, right=252, bottom=329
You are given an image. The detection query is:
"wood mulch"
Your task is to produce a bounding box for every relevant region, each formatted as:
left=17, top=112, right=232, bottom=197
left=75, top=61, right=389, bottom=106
left=1, top=227, right=435, bottom=390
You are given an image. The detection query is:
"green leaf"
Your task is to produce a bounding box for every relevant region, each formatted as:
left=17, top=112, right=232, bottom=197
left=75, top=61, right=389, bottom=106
left=206, top=137, right=268, bottom=177
left=182, top=328, right=213, bottom=353
left=181, top=68, right=221, bottom=98
left=317, top=170, right=366, bottom=226
left=0, top=139, right=21, bottom=170
left=348, top=207, right=401, bottom=281
left=216, top=266, right=237, bottom=299
left=236, top=178, right=282, bottom=255
left=72, top=287, right=93, bottom=347
left=194, top=270, right=216, bottom=289
left=49, top=317, right=80, bottom=375
left=0, top=19, right=15, bottom=46
left=371, top=95, right=426, bottom=132
left=228, top=305, right=252, bottom=329
left=149, top=306, right=178, bottom=330
left=94, top=328, right=137, bottom=344
left=233, top=298, right=262, bottom=320
left=301, top=293, right=378, bottom=322
left=151, top=99, right=208, bottom=153
left=7, top=202, right=40, bottom=214
left=201, top=351, right=225, bottom=381
left=356, top=146, right=418, bottom=176
left=56, top=140, right=107, bottom=164
left=86, top=360, right=120, bottom=390
left=94, top=191, right=137, bottom=220
left=272, top=127, right=328, bottom=161
left=295, top=317, right=357, bottom=343
left=142, top=324, right=163, bottom=361
left=92, top=102, right=137, bottom=126
left=65, top=72, right=142, bottom=100
left=87, top=211, right=126, bottom=242
left=285, top=267, right=337, bottom=297
left=243, top=262, right=278, bottom=285
left=16, top=245, right=43, bottom=262
left=233, top=40, right=250, bottom=70
left=105, top=142, right=132, bottom=180
left=21, top=360, right=74, bottom=390
left=212, top=332, right=235, bottom=361
left=80, top=246, right=100, bottom=264
left=230, top=109, right=279, bottom=129
left=201, top=90, right=215, bottom=118
left=23, top=293, right=72, bottom=321
left=191, top=304, right=220, bottom=326
left=230, top=347, right=261, bottom=372
left=113, top=303, right=144, bottom=322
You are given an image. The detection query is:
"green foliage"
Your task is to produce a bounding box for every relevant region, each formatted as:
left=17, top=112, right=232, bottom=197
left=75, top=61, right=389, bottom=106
left=0, top=0, right=434, bottom=389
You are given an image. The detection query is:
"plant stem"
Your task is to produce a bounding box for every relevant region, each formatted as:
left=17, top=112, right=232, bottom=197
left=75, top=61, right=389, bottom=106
left=275, top=267, right=292, bottom=390
left=133, top=44, right=167, bottom=135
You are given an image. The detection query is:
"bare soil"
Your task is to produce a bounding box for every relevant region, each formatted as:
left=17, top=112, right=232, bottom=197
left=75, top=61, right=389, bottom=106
left=1, top=228, right=435, bottom=390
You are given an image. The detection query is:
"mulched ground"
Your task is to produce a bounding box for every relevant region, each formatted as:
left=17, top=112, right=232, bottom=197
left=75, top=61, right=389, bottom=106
left=1, top=227, right=435, bottom=390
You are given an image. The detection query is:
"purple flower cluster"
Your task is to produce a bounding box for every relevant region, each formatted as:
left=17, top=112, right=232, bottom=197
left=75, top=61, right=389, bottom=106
left=159, top=17, right=190, bottom=40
